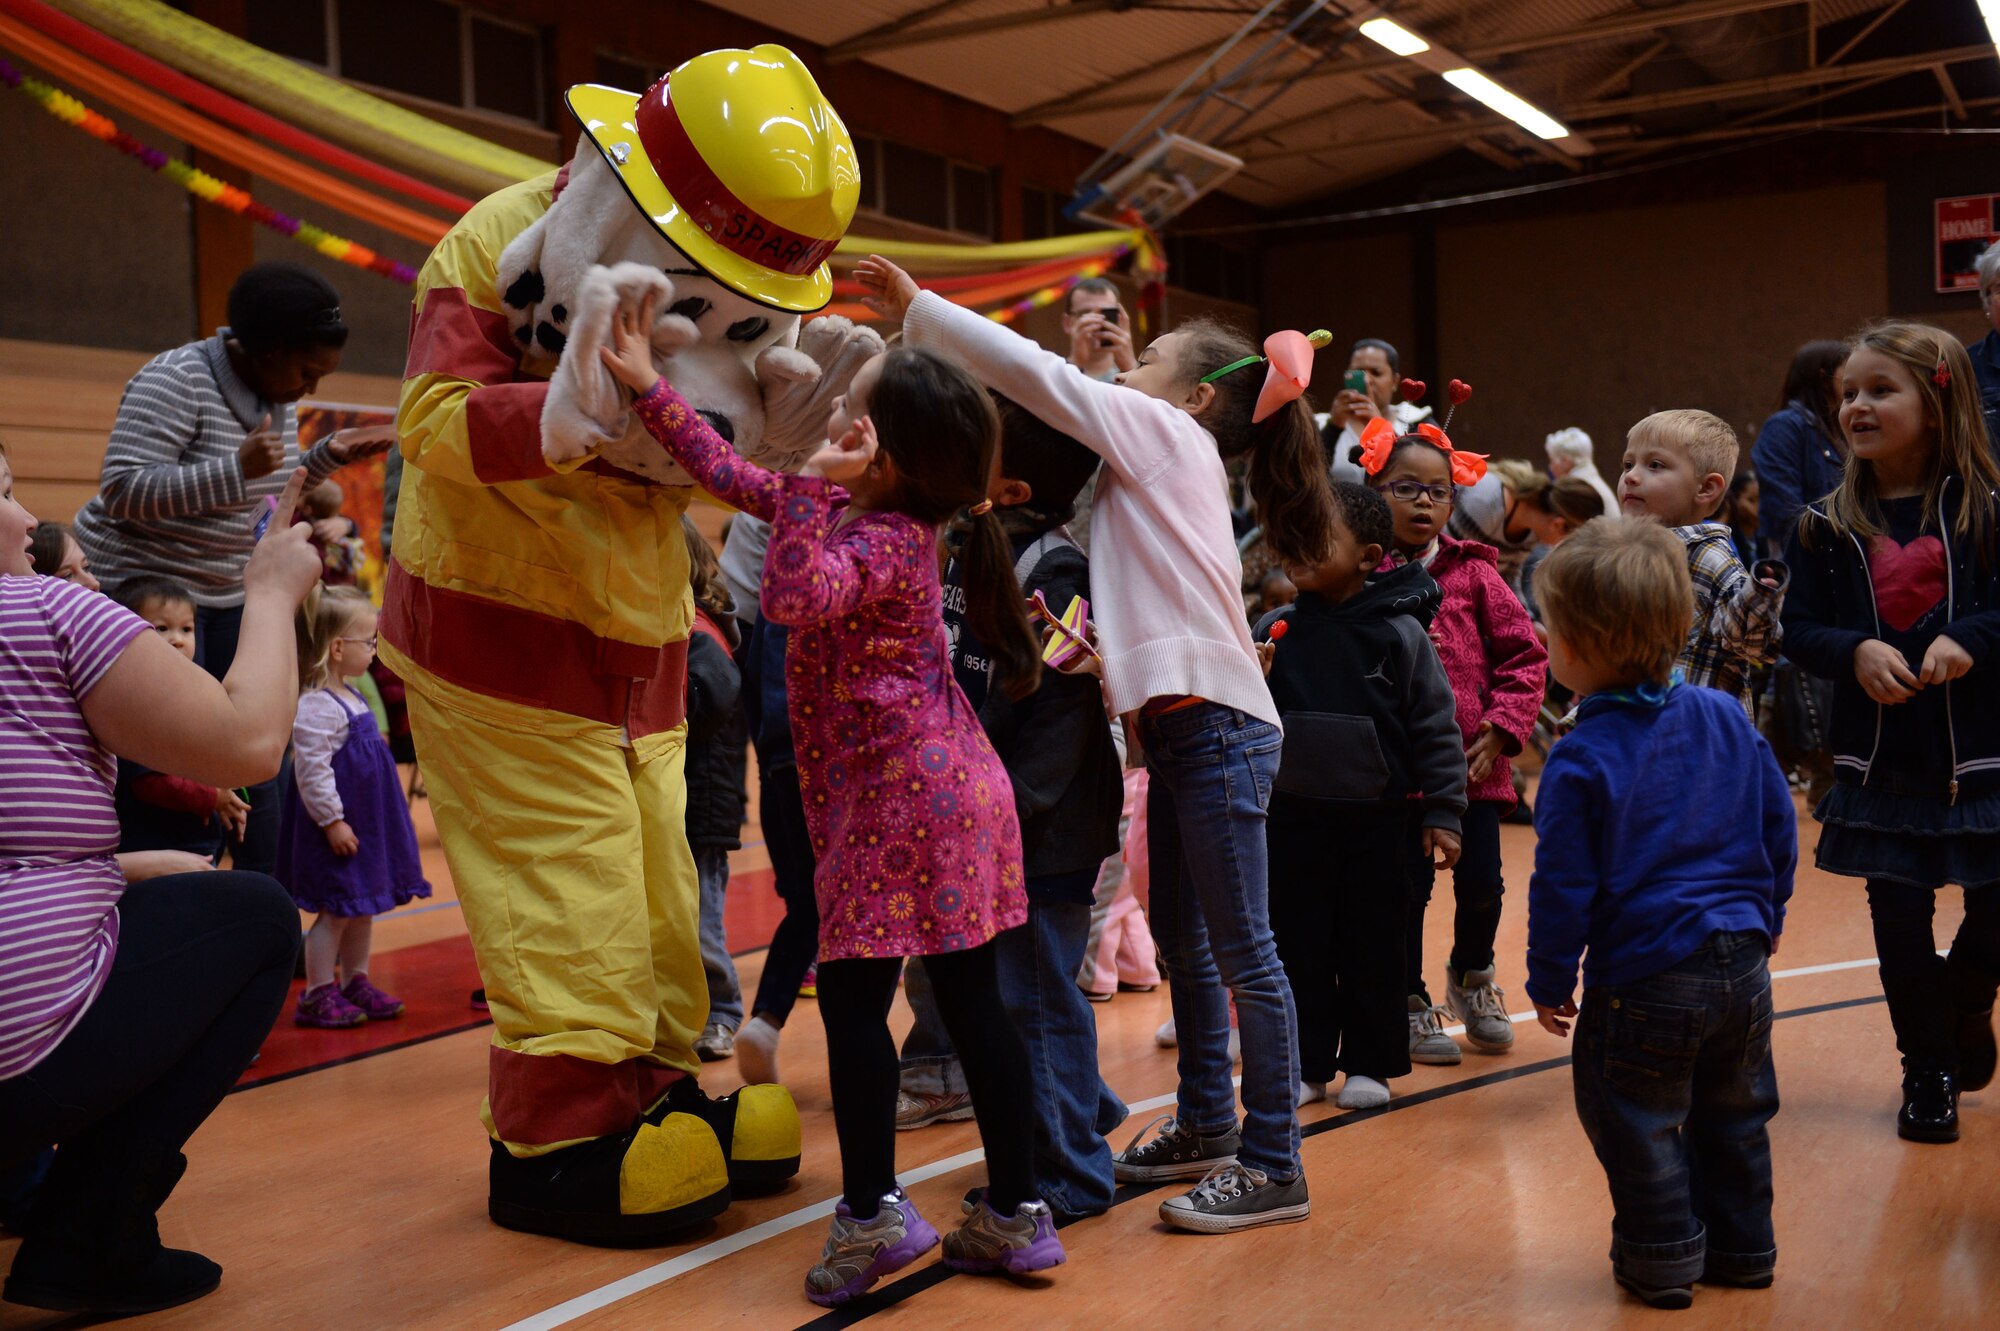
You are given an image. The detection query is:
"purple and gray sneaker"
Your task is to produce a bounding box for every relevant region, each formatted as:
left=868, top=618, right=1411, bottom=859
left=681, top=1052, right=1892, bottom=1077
left=942, top=1189, right=1066, bottom=1275
left=340, top=972, right=404, bottom=1020
left=804, top=1187, right=938, bottom=1307
left=295, top=983, right=366, bottom=1028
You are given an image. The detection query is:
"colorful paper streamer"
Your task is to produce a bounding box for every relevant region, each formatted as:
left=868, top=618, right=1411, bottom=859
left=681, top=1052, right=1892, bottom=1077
left=0, top=55, right=417, bottom=283
left=0, top=0, right=474, bottom=215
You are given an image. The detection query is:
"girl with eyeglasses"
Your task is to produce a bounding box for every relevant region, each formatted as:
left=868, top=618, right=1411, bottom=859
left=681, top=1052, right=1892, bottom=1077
left=278, top=584, right=431, bottom=1028
left=1362, top=428, right=1547, bottom=1069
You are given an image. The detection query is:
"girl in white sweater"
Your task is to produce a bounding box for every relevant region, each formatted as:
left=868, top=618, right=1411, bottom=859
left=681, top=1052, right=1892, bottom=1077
left=859, top=257, right=1330, bottom=1234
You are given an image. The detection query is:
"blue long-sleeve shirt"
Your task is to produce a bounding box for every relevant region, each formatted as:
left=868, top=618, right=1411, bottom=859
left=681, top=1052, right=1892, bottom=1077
left=1750, top=401, right=1843, bottom=558
left=1525, top=681, right=1797, bottom=1008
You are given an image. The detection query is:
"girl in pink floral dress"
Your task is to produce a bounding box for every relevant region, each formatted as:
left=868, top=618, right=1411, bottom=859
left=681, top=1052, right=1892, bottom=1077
left=601, top=296, right=1065, bottom=1305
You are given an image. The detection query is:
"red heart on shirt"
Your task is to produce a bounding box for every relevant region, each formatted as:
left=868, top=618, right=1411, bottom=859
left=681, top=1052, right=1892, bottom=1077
left=1868, top=533, right=1946, bottom=633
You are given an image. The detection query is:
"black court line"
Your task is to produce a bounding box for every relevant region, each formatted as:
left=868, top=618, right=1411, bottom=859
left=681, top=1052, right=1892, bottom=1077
left=227, top=1017, right=492, bottom=1094
left=787, top=992, right=1887, bottom=1330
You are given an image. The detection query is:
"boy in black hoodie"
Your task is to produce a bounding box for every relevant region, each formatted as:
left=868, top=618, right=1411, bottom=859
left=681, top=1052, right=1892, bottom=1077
left=1257, top=482, right=1468, bottom=1110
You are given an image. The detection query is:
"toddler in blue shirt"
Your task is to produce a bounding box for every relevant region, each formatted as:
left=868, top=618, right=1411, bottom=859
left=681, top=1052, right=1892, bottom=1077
left=1526, top=519, right=1796, bottom=1312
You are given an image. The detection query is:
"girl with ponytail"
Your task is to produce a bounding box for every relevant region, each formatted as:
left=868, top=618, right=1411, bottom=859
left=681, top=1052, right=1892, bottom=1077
left=859, top=255, right=1317, bottom=1234
left=602, top=302, right=1064, bottom=1303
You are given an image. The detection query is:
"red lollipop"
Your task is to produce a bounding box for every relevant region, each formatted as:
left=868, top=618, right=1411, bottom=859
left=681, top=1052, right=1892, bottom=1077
left=1268, top=620, right=1289, bottom=642
left=1398, top=378, right=1427, bottom=403
left=1447, top=379, right=1473, bottom=405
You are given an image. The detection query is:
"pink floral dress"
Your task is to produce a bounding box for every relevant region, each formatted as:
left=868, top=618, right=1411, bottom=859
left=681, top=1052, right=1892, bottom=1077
left=633, top=381, right=1026, bottom=960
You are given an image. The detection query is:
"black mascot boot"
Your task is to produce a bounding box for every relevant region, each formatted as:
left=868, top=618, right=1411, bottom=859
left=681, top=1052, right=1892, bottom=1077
left=1944, top=954, right=1998, bottom=1093
left=488, top=1112, right=730, bottom=1247
left=647, top=1077, right=802, bottom=1188
left=3, top=1145, right=222, bottom=1315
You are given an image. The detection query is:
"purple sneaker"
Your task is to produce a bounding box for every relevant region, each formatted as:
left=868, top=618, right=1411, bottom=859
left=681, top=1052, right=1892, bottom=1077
left=803, top=1187, right=938, bottom=1307
left=340, top=972, right=404, bottom=1020
left=295, top=983, right=366, bottom=1028
left=942, top=1189, right=1065, bottom=1275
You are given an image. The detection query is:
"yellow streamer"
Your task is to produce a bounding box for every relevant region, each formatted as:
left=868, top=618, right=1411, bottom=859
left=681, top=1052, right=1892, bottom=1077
left=833, top=228, right=1147, bottom=264
left=48, top=0, right=549, bottom=195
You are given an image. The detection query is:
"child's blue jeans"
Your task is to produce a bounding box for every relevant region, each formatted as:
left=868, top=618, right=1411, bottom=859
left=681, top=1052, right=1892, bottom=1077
left=1571, top=928, right=1779, bottom=1289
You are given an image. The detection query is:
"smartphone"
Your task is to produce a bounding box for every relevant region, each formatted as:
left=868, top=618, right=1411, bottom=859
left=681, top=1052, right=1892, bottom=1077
left=1343, top=368, right=1368, bottom=395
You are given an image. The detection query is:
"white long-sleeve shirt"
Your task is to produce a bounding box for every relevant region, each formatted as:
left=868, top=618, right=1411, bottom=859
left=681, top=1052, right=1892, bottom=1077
left=291, top=689, right=360, bottom=827
left=902, top=292, right=1277, bottom=727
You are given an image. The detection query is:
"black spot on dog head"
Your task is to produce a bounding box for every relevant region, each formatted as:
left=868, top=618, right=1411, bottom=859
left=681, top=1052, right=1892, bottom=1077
left=503, top=269, right=544, bottom=309
left=697, top=410, right=735, bottom=445
left=669, top=296, right=712, bottom=323
left=551, top=304, right=567, bottom=325
left=535, top=321, right=566, bottom=354
left=512, top=323, right=532, bottom=345
left=726, top=316, right=770, bottom=343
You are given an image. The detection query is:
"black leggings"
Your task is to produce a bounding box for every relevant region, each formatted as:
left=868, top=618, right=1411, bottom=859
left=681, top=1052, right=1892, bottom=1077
left=750, top=762, right=821, bottom=1025
left=1407, top=800, right=1506, bottom=1000
left=1866, top=878, right=2000, bottom=1074
left=0, top=872, right=300, bottom=1178
left=818, top=940, right=1036, bottom=1218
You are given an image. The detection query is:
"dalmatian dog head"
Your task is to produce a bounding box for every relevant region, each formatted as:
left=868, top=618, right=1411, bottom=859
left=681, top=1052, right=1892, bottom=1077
left=495, top=148, right=798, bottom=378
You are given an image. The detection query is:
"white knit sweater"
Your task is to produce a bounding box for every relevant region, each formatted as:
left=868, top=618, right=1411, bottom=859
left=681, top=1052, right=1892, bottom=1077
left=902, top=292, right=1277, bottom=727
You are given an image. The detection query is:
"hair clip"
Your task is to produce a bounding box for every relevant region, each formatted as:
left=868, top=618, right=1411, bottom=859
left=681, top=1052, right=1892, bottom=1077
left=968, top=499, right=993, bottom=516
left=1934, top=359, right=1952, bottom=389
left=1201, top=329, right=1333, bottom=423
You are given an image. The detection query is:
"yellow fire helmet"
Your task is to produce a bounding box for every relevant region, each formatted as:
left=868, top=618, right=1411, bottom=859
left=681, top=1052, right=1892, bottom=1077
left=566, top=47, right=859, bottom=314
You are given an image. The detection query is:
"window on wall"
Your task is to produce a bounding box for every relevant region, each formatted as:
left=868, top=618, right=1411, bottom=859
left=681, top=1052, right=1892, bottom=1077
left=595, top=53, right=663, bottom=93
left=852, top=135, right=995, bottom=239
left=1020, top=185, right=1095, bottom=240
left=246, top=0, right=548, bottom=127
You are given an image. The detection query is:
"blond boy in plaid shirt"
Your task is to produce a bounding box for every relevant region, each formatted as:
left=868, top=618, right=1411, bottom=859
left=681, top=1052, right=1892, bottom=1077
left=1615, top=409, right=1787, bottom=715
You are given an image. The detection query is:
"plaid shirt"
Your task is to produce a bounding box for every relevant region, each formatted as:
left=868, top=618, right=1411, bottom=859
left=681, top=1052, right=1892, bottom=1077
left=1673, top=522, right=1786, bottom=716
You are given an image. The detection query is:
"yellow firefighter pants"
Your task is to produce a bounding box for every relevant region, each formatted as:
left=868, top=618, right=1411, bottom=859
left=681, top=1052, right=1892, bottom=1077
left=400, top=662, right=704, bottom=1155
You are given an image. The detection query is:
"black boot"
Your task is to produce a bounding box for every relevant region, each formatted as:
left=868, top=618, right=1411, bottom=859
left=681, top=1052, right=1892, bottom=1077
left=2, top=1146, right=222, bottom=1315
left=647, top=1077, right=802, bottom=1188
left=1897, top=1070, right=1960, bottom=1143
left=487, top=1114, right=730, bottom=1247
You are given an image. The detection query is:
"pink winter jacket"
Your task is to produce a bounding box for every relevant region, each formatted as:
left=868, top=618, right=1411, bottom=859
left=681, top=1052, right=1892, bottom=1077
left=1391, top=534, right=1548, bottom=808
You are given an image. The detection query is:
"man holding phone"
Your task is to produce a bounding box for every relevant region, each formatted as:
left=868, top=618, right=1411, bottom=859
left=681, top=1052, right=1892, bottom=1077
left=1063, top=277, right=1136, bottom=382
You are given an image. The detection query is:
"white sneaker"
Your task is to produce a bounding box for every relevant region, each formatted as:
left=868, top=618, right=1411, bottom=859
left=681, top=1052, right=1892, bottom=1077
left=1155, top=1017, right=1177, bottom=1048
left=1446, top=966, right=1516, bottom=1053
left=1228, top=1028, right=1241, bottom=1065
left=1408, top=995, right=1462, bottom=1066
left=1335, top=1075, right=1389, bottom=1109
left=1297, top=1080, right=1327, bottom=1107
left=735, top=1013, right=782, bottom=1085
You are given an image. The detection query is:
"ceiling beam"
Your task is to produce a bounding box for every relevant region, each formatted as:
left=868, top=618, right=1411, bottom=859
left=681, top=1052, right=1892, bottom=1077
left=1598, top=94, right=2000, bottom=159
left=1933, top=64, right=1968, bottom=120
left=1822, top=0, right=1909, bottom=67
left=1563, top=44, right=1991, bottom=120
left=829, top=0, right=1130, bottom=64
left=1012, top=0, right=1809, bottom=126
left=1246, top=114, right=1637, bottom=167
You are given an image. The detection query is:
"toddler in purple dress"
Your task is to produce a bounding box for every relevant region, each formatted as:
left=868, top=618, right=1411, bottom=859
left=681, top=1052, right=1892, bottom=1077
left=278, top=585, right=430, bottom=1028
left=601, top=291, right=1064, bottom=1305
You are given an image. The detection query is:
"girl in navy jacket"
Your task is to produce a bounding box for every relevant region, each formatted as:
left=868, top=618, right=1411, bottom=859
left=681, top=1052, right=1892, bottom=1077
left=1781, top=322, right=2000, bottom=1144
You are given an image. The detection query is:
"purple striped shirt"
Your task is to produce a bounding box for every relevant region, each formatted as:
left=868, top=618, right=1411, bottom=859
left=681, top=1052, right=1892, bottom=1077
left=0, top=575, right=149, bottom=1079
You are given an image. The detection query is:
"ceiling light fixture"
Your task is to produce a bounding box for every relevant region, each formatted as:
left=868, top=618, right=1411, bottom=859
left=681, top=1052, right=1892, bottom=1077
left=1441, top=67, right=1570, bottom=140
left=1358, top=17, right=1430, bottom=57
left=1978, top=0, right=2000, bottom=52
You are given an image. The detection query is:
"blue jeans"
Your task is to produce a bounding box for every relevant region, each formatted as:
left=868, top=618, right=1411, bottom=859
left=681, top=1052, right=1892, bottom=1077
left=694, top=844, right=742, bottom=1030
left=898, top=957, right=968, bottom=1097
left=1572, top=929, right=1779, bottom=1288
left=995, top=887, right=1128, bottom=1219
left=1140, top=702, right=1300, bottom=1180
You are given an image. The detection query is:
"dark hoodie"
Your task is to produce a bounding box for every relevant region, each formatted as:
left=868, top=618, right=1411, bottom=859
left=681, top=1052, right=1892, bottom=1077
left=1255, top=560, right=1468, bottom=832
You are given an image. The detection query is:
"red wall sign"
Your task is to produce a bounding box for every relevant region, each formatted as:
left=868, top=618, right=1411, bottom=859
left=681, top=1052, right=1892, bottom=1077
left=1937, top=194, right=1998, bottom=294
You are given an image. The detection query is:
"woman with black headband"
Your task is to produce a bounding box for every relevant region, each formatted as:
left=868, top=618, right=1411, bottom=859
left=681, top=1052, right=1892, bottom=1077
left=71, top=262, right=393, bottom=874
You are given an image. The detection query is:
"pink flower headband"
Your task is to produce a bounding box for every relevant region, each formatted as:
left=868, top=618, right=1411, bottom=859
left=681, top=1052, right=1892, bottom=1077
left=1201, top=329, right=1332, bottom=423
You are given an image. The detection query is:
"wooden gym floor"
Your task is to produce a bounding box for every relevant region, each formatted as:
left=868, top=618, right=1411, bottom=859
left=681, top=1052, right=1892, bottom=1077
left=3, top=786, right=1996, bottom=1330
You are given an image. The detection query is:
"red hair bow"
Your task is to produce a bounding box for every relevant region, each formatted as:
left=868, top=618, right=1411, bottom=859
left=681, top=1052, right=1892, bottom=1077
left=1357, top=418, right=1489, bottom=486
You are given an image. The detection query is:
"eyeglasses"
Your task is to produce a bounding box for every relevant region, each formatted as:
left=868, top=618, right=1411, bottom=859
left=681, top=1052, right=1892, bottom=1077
left=1375, top=479, right=1455, bottom=505
left=337, top=635, right=378, bottom=649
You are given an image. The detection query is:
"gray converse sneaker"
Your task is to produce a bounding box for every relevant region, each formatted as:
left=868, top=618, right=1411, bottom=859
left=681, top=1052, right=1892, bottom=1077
left=1112, top=1114, right=1239, bottom=1183
left=1158, top=1162, right=1309, bottom=1233
left=1408, top=995, right=1462, bottom=1065
left=1446, top=966, right=1516, bottom=1052
left=692, top=1022, right=735, bottom=1062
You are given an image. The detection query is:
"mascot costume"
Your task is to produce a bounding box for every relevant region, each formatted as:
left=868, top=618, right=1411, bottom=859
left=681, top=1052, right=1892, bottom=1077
left=379, top=45, right=882, bottom=1246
